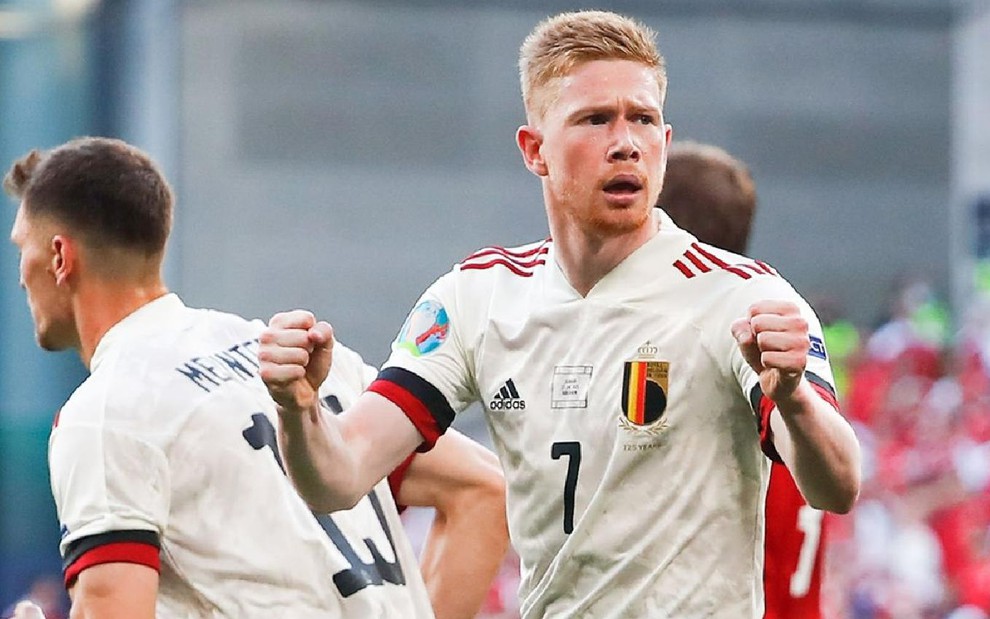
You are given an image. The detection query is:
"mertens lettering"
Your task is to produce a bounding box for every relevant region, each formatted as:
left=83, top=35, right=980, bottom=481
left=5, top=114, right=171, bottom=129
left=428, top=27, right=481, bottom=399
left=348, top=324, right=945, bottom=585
left=175, top=338, right=262, bottom=393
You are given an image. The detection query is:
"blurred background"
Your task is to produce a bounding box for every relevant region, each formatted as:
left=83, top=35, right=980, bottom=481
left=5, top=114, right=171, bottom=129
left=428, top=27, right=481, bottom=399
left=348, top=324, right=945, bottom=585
left=1, top=0, right=989, bottom=617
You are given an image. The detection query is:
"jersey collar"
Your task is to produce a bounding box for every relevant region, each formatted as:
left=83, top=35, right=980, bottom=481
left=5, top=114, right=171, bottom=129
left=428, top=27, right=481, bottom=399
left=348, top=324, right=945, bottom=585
left=90, top=293, right=186, bottom=372
left=543, top=209, right=696, bottom=303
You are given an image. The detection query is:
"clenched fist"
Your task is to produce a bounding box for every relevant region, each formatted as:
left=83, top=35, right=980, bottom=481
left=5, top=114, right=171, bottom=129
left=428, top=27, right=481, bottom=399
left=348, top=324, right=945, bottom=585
left=730, top=300, right=810, bottom=405
left=258, top=310, right=334, bottom=414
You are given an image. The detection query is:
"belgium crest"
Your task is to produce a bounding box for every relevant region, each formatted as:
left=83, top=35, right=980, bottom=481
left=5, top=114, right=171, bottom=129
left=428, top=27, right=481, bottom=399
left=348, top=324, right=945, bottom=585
left=620, top=342, right=669, bottom=436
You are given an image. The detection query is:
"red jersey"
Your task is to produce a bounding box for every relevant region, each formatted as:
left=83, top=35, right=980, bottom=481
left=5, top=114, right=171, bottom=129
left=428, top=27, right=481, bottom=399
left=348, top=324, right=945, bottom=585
left=763, top=462, right=825, bottom=619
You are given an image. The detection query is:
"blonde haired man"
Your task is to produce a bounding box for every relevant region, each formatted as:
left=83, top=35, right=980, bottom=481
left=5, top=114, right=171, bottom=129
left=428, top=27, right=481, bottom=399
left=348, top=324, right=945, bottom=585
left=261, top=11, right=861, bottom=618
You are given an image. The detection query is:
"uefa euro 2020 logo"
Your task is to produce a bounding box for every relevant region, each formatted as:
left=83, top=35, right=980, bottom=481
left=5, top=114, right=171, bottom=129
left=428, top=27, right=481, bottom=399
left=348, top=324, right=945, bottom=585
left=395, top=300, right=450, bottom=357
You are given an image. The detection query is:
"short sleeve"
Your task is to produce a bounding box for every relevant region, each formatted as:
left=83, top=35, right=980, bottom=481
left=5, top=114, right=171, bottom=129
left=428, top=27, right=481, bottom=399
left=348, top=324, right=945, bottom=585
left=50, top=424, right=169, bottom=586
left=369, top=271, right=478, bottom=451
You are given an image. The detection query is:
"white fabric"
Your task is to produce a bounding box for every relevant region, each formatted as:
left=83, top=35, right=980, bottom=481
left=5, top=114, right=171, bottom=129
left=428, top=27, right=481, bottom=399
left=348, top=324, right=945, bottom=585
left=51, top=294, right=434, bottom=618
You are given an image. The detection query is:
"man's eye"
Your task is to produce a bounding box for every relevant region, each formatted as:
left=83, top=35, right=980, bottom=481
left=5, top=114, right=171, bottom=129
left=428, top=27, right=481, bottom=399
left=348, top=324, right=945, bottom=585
left=587, top=114, right=608, bottom=125
left=637, top=114, right=657, bottom=125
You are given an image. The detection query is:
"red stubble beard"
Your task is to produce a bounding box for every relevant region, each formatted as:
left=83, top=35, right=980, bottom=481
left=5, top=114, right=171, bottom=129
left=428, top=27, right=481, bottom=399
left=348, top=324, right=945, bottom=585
left=548, top=175, right=655, bottom=240
left=584, top=208, right=649, bottom=238
left=578, top=185, right=656, bottom=238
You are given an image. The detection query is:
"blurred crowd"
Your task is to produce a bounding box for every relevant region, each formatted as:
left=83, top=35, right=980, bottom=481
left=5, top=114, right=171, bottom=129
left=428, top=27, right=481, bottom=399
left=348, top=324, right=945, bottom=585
left=822, top=278, right=990, bottom=619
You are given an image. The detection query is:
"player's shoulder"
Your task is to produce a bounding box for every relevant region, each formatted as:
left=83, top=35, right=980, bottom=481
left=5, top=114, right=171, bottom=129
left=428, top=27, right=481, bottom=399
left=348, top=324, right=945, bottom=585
left=669, top=240, right=795, bottom=297
left=73, top=306, right=264, bottom=426
left=58, top=354, right=168, bottom=431
left=198, top=306, right=267, bottom=339
left=663, top=241, right=814, bottom=339
left=57, top=362, right=165, bottom=433
left=671, top=241, right=780, bottom=284
left=114, top=302, right=261, bottom=357
left=57, top=373, right=111, bottom=428
left=454, top=237, right=551, bottom=280
left=103, top=306, right=258, bottom=376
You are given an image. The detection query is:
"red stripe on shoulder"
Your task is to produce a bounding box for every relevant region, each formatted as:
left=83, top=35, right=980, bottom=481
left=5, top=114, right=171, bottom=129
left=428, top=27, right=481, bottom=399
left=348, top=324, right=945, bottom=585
left=459, top=242, right=549, bottom=276
left=690, top=243, right=755, bottom=280
left=65, top=542, right=160, bottom=588
left=690, top=242, right=728, bottom=267
left=725, top=266, right=752, bottom=279
left=752, top=262, right=772, bottom=275
left=463, top=241, right=550, bottom=262
left=367, top=378, right=443, bottom=451
left=673, top=259, right=695, bottom=278
left=462, top=248, right=548, bottom=269
left=460, top=257, right=545, bottom=277
left=739, top=263, right=766, bottom=276
left=756, top=260, right=778, bottom=275
left=684, top=250, right=713, bottom=273
left=743, top=261, right=781, bottom=277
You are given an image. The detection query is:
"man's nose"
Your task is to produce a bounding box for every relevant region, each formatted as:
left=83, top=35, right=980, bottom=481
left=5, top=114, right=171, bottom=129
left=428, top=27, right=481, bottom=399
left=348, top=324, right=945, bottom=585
left=607, top=124, right=641, bottom=162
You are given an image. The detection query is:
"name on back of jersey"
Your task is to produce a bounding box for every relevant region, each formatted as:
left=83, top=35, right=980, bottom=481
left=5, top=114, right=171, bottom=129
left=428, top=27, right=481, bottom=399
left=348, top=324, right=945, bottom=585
left=174, top=338, right=261, bottom=393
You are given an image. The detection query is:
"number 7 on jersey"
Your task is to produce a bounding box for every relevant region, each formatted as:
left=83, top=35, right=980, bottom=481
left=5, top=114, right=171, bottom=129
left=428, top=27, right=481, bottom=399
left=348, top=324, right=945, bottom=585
left=551, top=441, right=581, bottom=534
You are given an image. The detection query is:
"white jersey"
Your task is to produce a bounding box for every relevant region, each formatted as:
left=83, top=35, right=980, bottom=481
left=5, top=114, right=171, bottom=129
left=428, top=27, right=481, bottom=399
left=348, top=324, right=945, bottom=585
left=50, top=294, right=434, bottom=619
left=371, top=210, right=838, bottom=618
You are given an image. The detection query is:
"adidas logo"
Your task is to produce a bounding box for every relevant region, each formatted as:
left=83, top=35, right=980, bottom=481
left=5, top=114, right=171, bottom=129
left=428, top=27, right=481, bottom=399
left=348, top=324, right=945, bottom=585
left=489, top=379, right=526, bottom=410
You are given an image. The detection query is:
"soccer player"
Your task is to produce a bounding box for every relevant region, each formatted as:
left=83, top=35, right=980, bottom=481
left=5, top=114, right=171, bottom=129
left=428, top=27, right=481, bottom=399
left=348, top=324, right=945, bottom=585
left=260, top=10, right=861, bottom=617
left=659, top=141, right=827, bottom=619
left=4, top=137, right=508, bottom=619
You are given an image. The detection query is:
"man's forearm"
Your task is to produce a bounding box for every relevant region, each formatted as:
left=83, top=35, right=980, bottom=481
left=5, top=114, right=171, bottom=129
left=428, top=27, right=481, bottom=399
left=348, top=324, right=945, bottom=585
left=277, top=402, right=363, bottom=512
left=278, top=392, right=429, bottom=513
left=420, top=485, right=509, bottom=619
left=397, top=430, right=508, bottom=619
left=772, top=381, right=861, bottom=513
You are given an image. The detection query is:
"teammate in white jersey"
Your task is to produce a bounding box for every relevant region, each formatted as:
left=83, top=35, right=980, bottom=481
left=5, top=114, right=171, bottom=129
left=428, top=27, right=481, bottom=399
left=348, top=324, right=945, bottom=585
left=259, top=10, right=862, bottom=618
left=4, top=137, right=508, bottom=619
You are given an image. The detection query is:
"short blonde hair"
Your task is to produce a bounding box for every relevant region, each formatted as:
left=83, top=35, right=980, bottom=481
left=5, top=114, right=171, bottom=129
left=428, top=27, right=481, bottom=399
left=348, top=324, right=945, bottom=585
left=519, top=10, right=667, bottom=122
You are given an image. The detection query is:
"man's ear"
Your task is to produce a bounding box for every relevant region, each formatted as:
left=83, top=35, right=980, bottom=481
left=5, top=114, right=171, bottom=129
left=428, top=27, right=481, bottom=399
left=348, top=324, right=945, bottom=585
left=516, top=124, right=548, bottom=177
left=50, top=234, right=77, bottom=286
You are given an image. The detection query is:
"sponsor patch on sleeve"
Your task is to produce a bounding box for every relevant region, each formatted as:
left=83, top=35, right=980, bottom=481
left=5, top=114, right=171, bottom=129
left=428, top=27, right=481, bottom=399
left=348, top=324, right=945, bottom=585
left=394, top=300, right=450, bottom=357
left=808, top=335, right=828, bottom=361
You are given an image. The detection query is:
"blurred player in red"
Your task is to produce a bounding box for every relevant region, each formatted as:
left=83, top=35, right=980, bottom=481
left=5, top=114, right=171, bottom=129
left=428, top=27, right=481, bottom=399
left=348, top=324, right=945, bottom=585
left=658, top=141, right=826, bottom=619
